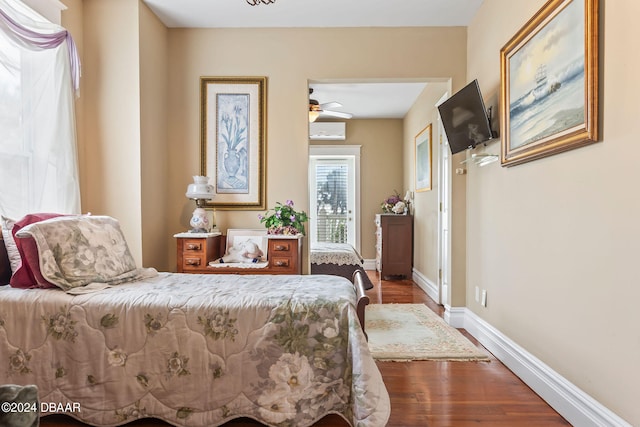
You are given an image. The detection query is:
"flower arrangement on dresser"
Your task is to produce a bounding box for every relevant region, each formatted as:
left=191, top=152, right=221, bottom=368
left=258, top=199, right=309, bottom=235
left=381, top=191, right=408, bottom=214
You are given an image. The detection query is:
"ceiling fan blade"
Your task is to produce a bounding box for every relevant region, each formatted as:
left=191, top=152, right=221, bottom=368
left=321, top=110, right=353, bottom=119
left=320, top=101, right=342, bottom=109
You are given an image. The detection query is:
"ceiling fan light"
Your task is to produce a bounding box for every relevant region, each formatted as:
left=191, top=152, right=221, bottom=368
left=309, top=111, right=320, bottom=122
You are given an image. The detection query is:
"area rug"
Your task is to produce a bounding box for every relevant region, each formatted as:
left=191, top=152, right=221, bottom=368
left=365, top=304, right=490, bottom=361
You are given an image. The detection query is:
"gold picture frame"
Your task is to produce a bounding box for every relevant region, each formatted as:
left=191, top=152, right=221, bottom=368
left=500, top=0, right=599, bottom=167
left=415, top=124, right=432, bottom=192
left=200, top=76, right=267, bottom=210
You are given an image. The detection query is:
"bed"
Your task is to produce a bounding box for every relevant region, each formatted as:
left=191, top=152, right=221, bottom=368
left=310, top=242, right=375, bottom=290
left=0, top=215, right=389, bottom=427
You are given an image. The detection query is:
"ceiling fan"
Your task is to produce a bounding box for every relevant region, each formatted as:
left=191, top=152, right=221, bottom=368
left=309, top=88, right=353, bottom=122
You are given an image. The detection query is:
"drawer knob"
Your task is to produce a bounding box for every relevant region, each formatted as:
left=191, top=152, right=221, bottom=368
left=274, top=259, right=289, bottom=267
left=185, top=258, right=201, bottom=266
left=274, top=244, right=289, bottom=251
left=186, top=243, right=201, bottom=251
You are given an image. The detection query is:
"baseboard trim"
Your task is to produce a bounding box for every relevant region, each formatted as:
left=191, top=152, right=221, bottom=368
left=362, top=258, right=376, bottom=271
left=461, top=308, right=631, bottom=427
left=411, top=269, right=439, bottom=303
left=443, top=305, right=465, bottom=328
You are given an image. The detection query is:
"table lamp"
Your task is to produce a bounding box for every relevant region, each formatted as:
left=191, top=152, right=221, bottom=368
left=185, top=176, right=215, bottom=233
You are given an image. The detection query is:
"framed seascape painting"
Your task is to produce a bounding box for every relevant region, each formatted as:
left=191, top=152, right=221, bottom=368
left=200, top=76, right=267, bottom=210
left=500, top=0, right=599, bottom=167
left=415, top=124, right=432, bottom=192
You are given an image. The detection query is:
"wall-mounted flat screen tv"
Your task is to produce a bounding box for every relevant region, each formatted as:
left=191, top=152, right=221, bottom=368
left=438, top=79, right=495, bottom=155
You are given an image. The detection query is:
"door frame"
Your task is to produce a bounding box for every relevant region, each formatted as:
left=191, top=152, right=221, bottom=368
left=309, top=145, right=362, bottom=251
left=436, top=92, right=451, bottom=306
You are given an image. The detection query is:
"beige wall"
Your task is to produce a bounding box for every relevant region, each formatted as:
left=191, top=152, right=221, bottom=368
left=80, top=0, right=143, bottom=265
left=139, top=1, right=170, bottom=268
left=165, top=27, right=467, bottom=271
left=63, top=0, right=169, bottom=268
left=64, top=6, right=467, bottom=273
left=467, top=0, right=639, bottom=424
left=403, top=81, right=469, bottom=307
left=311, top=119, right=404, bottom=260
left=60, top=0, right=637, bottom=422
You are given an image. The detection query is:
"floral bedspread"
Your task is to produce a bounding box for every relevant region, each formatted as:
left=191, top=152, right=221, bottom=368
left=310, top=243, right=364, bottom=266
left=0, top=273, right=389, bottom=426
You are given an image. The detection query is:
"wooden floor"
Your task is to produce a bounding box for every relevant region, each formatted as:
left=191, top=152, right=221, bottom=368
left=41, top=272, right=570, bottom=427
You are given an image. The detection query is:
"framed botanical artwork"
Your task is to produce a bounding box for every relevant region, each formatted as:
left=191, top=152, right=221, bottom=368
left=200, top=76, right=267, bottom=209
left=500, top=0, right=599, bottom=167
left=415, top=124, right=432, bottom=192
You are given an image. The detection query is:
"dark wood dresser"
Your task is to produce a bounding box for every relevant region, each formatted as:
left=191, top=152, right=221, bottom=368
left=375, top=214, right=413, bottom=279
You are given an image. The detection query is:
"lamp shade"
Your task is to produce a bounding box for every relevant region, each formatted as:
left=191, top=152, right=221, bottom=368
left=186, top=176, right=214, bottom=200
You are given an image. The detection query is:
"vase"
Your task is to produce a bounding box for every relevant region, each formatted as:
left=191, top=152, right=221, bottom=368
left=223, top=148, right=241, bottom=178
left=268, top=226, right=300, bottom=235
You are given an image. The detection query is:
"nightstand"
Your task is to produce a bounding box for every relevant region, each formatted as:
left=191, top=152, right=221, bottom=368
left=264, top=236, right=302, bottom=274
left=174, top=232, right=222, bottom=273
left=174, top=233, right=302, bottom=275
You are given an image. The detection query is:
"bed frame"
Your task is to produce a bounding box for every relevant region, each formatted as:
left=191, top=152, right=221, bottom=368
left=352, top=269, right=370, bottom=340
left=0, top=222, right=389, bottom=427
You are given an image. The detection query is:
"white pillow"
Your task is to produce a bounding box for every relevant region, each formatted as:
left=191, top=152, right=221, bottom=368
left=1, top=215, right=21, bottom=275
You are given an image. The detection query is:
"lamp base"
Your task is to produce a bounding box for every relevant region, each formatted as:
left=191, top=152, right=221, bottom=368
left=189, top=207, right=210, bottom=232
left=189, top=227, right=209, bottom=233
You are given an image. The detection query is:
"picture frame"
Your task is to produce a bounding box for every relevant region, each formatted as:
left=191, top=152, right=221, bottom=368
left=225, top=229, right=268, bottom=261
left=415, top=124, right=432, bottom=192
left=500, top=0, right=599, bottom=167
left=200, top=76, right=267, bottom=209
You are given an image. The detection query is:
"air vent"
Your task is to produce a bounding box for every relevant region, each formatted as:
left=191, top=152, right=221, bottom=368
left=309, top=122, right=346, bottom=140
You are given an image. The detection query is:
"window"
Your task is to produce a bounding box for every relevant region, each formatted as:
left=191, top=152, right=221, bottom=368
left=309, top=145, right=361, bottom=250
left=313, top=159, right=350, bottom=243
left=0, top=0, right=80, bottom=219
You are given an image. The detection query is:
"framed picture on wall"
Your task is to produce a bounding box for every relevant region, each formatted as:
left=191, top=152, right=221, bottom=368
left=415, top=124, right=432, bottom=192
left=500, top=0, right=599, bottom=167
left=200, top=76, right=267, bottom=210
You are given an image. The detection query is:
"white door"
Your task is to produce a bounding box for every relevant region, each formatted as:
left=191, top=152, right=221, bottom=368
left=309, top=145, right=361, bottom=250
left=437, top=94, right=452, bottom=306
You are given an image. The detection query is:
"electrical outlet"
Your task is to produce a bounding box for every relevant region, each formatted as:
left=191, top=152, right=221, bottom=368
left=475, top=286, right=480, bottom=302
left=481, top=290, right=487, bottom=307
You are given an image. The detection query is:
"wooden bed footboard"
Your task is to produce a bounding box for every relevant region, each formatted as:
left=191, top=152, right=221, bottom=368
left=352, top=270, right=370, bottom=340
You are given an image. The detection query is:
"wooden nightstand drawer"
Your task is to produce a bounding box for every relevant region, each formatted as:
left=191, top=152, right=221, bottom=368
left=183, top=255, right=206, bottom=269
left=271, top=257, right=291, bottom=268
left=183, top=239, right=205, bottom=253
left=269, top=240, right=292, bottom=254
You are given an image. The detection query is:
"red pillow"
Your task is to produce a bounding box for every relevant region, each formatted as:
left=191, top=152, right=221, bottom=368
left=10, top=213, right=65, bottom=289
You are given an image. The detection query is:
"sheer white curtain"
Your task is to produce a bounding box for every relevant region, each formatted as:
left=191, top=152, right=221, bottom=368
left=0, top=0, right=80, bottom=219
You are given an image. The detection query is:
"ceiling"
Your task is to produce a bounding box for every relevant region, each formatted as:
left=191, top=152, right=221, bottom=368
left=309, top=81, right=434, bottom=120
left=142, top=0, right=483, bottom=29
left=142, top=0, right=483, bottom=119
